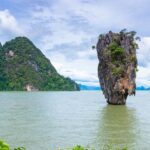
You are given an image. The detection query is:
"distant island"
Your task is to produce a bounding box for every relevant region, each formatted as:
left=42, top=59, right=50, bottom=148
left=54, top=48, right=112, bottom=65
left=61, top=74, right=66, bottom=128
left=0, top=37, right=79, bottom=91
left=80, top=84, right=150, bottom=91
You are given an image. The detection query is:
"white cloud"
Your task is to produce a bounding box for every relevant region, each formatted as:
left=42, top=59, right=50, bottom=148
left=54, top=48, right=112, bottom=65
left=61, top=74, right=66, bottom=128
left=30, top=5, right=93, bottom=50
left=0, top=9, right=24, bottom=35
left=135, top=37, right=150, bottom=87
left=47, top=50, right=99, bottom=86
left=40, top=30, right=89, bottom=50
left=137, top=66, right=150, bottom=87
left=77, top=50, right=96, bottom=59
left=1, top=0, right=150, bottom=87
left=30, top=1, right=150, bottom=87
left=137, top=37, right=150, bottom=67
left=62, top=0, right=132, bottom=29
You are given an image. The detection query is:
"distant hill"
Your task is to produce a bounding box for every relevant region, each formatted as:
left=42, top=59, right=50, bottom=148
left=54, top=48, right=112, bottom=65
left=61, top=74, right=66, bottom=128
left=0, top=37, right=79, bottom=91
left=80, top=84, right=150, bottom=91
left=79, top=84, right=101, bottom=90
left=136, top=86, right=150, bottom=90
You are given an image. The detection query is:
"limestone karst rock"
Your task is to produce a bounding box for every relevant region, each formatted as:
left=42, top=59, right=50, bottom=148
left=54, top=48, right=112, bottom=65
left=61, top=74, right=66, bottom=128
left=0, top=37, right=80, bottom=91
left=96, top=30, right=138, bottom=104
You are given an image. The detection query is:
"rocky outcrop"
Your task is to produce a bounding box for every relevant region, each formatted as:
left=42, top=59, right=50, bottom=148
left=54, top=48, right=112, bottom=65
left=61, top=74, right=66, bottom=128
left=25, top=84, right=38, bottom=91
left=96, top=30, right=138, bottom=105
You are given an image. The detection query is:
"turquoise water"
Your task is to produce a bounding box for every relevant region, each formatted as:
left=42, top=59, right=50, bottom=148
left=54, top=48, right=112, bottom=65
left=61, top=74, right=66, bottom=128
left=0, top=91, right=150, bottom=150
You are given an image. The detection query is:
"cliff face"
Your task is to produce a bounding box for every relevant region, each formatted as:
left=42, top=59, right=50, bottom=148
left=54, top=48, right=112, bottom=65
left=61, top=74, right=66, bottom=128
left=96, top=30, right=138, bottom=104
left=0, top=37, right=79, bottom=91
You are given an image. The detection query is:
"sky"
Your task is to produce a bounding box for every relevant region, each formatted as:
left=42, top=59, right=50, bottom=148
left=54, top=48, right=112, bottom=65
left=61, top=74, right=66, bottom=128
left=0, top=0, right=150, bottom=87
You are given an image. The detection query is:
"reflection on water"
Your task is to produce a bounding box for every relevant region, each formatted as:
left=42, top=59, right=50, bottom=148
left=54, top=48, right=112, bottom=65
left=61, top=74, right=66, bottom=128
left=96, top=105, right=137, bottom=149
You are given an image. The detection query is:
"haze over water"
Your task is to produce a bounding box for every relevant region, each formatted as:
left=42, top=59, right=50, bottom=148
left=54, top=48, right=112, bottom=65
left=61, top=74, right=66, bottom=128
left=0, top=91, right=150, bottom=150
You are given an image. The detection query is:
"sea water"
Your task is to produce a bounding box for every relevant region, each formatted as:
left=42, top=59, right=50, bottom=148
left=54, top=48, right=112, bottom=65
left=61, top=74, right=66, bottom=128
left=0, top=91, right=150, bottom=150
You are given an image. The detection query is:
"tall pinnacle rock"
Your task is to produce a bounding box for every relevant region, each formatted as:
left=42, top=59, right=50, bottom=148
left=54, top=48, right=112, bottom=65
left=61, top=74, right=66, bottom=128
left=96, top=30, right=138, bottom=105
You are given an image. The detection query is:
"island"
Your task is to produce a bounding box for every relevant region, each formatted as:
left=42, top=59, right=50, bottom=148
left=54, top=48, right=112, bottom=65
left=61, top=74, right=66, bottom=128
left=0, top=37, right=79, bottom=91
left=96, top=30, right=139, bottom=104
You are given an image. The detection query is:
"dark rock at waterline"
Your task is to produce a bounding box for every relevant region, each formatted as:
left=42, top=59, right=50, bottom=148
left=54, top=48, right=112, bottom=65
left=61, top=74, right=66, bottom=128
left=96, top=30, right=138, bottom=105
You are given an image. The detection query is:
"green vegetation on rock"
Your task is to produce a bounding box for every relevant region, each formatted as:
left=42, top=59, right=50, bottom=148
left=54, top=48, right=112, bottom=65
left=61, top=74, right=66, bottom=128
left=107, top=42, right=125, bottom=77
left=112, top=67, right=124, bottom=76
left=0, top=37, right=79, bottom=91
left=108, top=42, right=124, bottom=61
